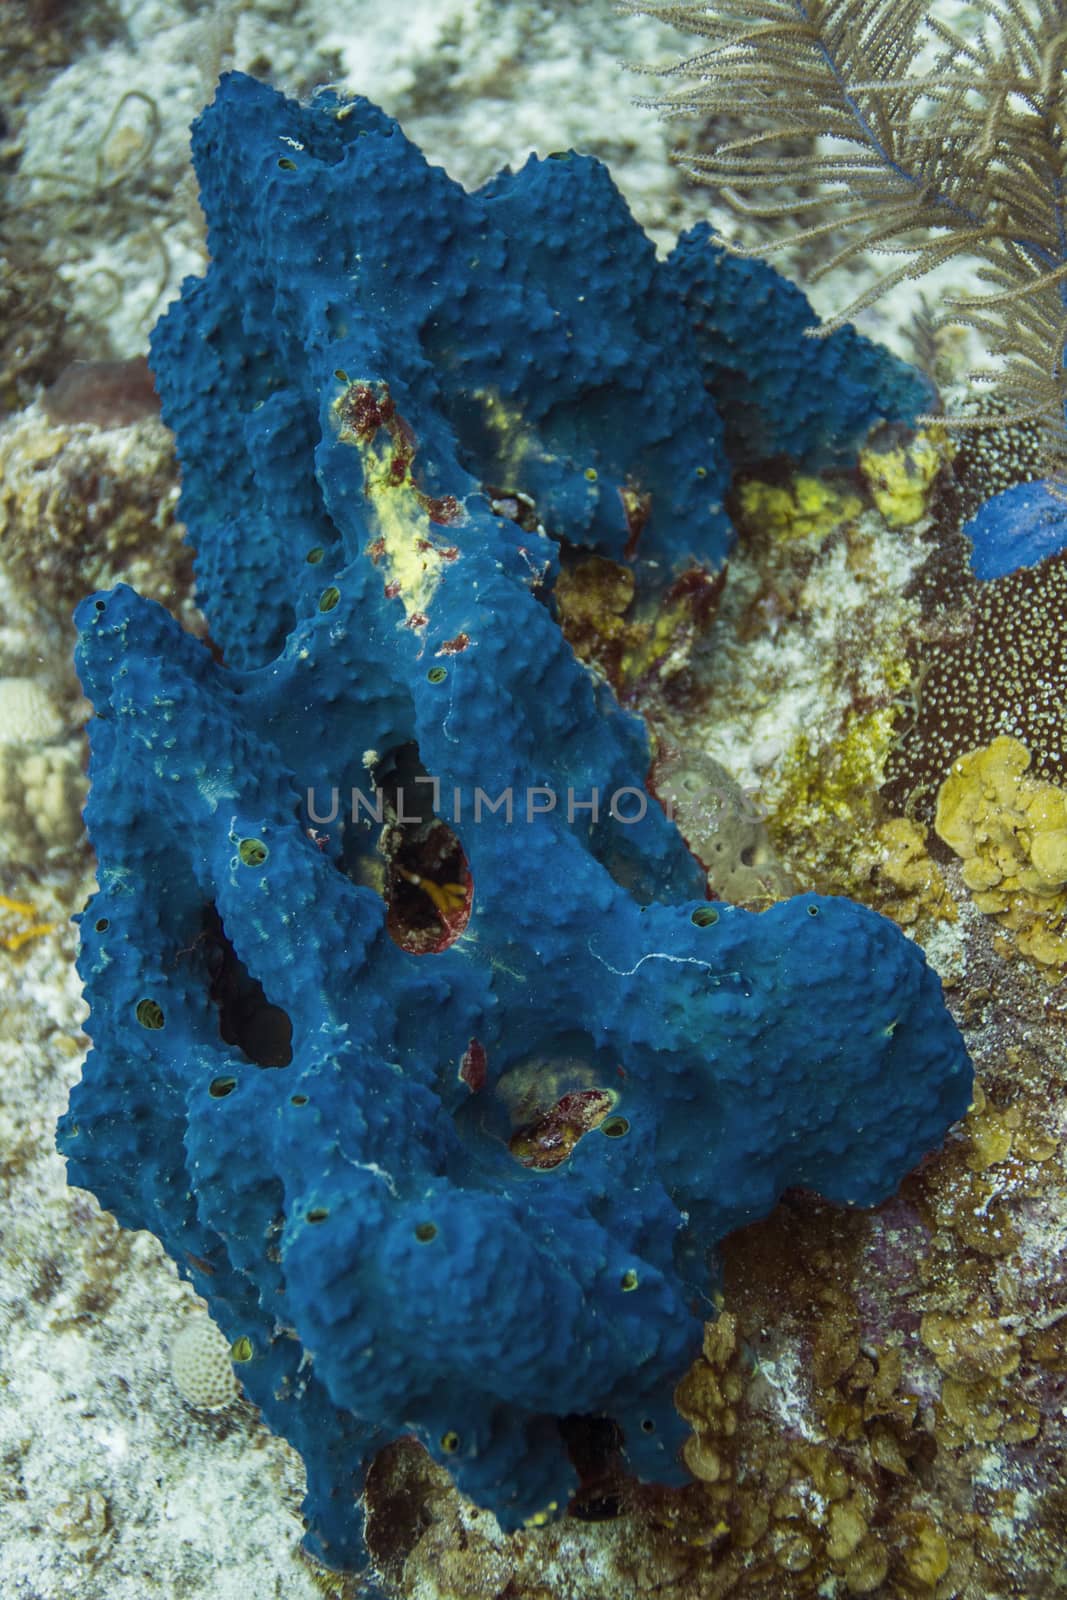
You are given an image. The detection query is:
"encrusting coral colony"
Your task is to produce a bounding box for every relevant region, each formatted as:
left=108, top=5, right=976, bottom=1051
left=0, top=0, right=1059, bottom=1595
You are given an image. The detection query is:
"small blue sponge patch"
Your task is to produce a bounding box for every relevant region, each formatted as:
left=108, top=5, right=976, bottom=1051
left=965, top=476, right=1067, bottom=580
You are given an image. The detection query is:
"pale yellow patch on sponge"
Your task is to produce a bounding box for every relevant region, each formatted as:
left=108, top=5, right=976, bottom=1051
left=934, top=735, right=1067, bottom=967
left=364, top=440, right=448, bottom=621
left=470, top=386, right=551, bottom=489
left=331, top=377, right=477, bottom=626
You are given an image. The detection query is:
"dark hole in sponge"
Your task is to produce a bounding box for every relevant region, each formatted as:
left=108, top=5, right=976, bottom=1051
left=202, top=904, right=293, bottom=1066
left=559, top=1413, right=627, bottom=1521
left=372, top=743, right=473, bottom=955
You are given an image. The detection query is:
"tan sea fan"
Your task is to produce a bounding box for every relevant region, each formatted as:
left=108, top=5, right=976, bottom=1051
left=624, top=0, right=1067, bottom=478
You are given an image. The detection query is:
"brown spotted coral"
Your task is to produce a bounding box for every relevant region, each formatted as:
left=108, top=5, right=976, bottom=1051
left=883, top=550, right=1067, bottom=822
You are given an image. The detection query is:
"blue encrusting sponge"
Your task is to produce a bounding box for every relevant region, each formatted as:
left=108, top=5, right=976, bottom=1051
left=58, top=72, right=968, bottom=1586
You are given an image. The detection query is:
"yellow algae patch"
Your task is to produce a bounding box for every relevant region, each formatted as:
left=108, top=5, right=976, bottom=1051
left=858, top=424, right=949, bottom=527
left=874, top=816, right=956, bottom=927
left=674, top=1311, right=743, bottom=1490
left=963, top=1081, right=1025, bottom=1172
left=935, top=735, right=1067, bottom=967
left=921, top=1306, right=1022, bottom=1383
left=737, top=474, right=862, bottom=544
left=768, top=704, right=900, bottom=894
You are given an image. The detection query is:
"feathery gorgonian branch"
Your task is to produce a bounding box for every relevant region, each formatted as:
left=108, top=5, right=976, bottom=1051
left=624, top=0, right=1067, bottom=472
